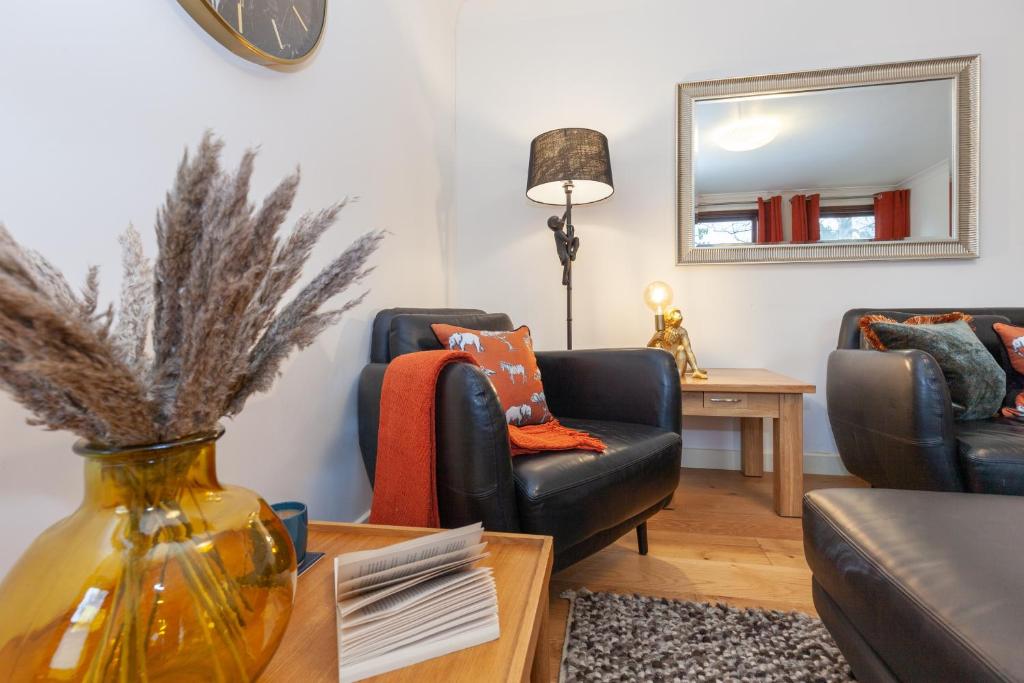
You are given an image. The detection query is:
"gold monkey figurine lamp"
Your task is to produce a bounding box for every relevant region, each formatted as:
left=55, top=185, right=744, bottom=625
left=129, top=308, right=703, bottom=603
left=644, top=281, right=707, bottom=380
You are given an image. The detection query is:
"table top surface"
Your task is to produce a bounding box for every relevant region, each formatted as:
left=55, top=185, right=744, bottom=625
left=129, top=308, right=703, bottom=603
left=262, top=522, right=553, bottom=683
left=680, top=368, right=816, bottom=394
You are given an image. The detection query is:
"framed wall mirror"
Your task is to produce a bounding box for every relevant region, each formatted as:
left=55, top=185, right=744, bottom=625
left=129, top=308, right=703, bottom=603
left=677, top=55, right=979, bottom=265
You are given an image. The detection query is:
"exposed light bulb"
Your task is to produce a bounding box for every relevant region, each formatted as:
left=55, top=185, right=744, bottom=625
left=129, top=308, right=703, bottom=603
left=643, top=281, right=674, bottom=315
left=713, top=116, right=779, bottom=152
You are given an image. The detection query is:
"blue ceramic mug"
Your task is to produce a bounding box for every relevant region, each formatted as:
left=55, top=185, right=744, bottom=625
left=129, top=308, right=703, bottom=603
left=271, top=501, right=308, bottom=565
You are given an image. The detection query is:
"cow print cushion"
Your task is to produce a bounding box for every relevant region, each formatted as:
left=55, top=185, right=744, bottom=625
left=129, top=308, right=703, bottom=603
left=994, top=323, right=1024, bottom=418
left=431, top=324, right=551, bottom=426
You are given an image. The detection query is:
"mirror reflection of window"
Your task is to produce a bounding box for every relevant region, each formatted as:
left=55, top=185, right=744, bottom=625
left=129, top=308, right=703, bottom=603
left=693, top=79, right=954, bottom=246
left=818, top=206, right=875, bottom=241
left=695, top=211, right=756, bottom=246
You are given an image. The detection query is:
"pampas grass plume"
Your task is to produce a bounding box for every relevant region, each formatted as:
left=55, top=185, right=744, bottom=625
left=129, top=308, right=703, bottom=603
left=0, top=133, right=381, bottom=447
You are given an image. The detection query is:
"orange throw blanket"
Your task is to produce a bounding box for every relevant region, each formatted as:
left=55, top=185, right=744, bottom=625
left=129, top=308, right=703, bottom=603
left=369, top=350, right=606, bottom=527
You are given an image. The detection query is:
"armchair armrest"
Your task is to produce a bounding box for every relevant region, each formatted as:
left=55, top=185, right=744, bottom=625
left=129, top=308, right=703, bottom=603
left=827, top=349, right=963, bottom=491
left=357, top=361, right=520, bottom=531
left=357, top=363, right=387, bottom=485
left=535, top=348, right=681, bottom=432
left=434, top=363, right=520, bottom=531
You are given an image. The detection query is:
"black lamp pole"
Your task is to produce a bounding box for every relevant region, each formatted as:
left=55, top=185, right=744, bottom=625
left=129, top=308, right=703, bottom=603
left=526, top=128, right=613, bottom=351
left=547, top=182, right=579, bottom=348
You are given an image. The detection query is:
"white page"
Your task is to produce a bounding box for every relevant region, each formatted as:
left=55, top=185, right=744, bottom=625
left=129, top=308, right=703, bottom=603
left=332, top=524, right=500, bottom=683
left=342, top=601, right=496, bottom=660
left=341, top=566, right=494, bottom=622
left=343, top=615, right=498, bottom=673
left=338, top=549, right=488, bottom=600
left=341, top=567, right=475, bottom=617
left=342, top=580, right=496, bottom=632
left=342, top=580, right=495, bottom=633
left=340, top=566, right=492, bottom=618
left=334, top=523, right=483, bottom=583
left=340, top=615, right=500, bottom=683
left=343, top=605, right=498, bottom=664
left=337, top=542, right=487, bottom=596
left=343, top=580, right=495, bottom=655
left=341, top=583, right=497, bottom=649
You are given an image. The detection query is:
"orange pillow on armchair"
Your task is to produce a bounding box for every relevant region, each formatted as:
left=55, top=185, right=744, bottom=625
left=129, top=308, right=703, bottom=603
left=431, top=324, right=551, bottom=426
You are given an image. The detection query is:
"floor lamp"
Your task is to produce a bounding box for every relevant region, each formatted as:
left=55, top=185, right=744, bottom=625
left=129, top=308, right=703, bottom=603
left=526, top=128, right=614, bottom=350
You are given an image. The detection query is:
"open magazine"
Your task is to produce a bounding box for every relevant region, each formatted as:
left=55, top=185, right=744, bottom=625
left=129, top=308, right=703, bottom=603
left=334, top=523, right=499, bottom=682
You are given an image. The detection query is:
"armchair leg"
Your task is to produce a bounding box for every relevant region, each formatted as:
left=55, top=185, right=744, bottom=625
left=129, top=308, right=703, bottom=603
left=636, top=522, right=649, bottom=556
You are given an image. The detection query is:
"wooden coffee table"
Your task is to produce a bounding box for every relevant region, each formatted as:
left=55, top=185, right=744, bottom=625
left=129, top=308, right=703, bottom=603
left=262, top=522, right=553, bottom=682
left=681, top=368, right=816, bottom=517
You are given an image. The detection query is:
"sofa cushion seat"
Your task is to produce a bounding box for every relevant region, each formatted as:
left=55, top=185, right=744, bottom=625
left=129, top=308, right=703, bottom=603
left=955, top=418, right=1024, bottom=494
left=804, top=488, right=1024, bottom=683
left=511, top=418, right=680, bottom=554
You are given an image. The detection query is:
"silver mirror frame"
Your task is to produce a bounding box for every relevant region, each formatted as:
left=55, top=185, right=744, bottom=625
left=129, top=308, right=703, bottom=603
left=677, top=55, right=979, bottom=265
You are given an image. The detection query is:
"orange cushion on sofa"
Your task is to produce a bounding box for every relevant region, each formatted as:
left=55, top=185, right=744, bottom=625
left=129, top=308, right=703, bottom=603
left=431, top=324, right=551, bottom=426
left=993, top=323, right=1024, bottom=418
left=859, top=311, right=974, bottom=350
left=994, top=323, right=1024, bottom=375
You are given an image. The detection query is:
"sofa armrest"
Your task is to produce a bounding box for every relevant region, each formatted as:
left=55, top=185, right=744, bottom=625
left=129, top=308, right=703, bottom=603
left=535, top=348, right=681, bottom=433
left=357, top=361, right=520, bottom=532
left=827, top=349, right=963, bottom=491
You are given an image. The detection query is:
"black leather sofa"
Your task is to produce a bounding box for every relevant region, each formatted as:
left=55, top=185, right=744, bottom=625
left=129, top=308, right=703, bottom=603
left=828, top=307, right=1024, bottom=494
left=804, top=488, right=1024, bottom=682
left=357, top=308, right=682, bottom=571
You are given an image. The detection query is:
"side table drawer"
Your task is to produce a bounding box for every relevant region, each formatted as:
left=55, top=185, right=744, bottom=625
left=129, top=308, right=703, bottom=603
left=681, top=392, right=780, bottom=417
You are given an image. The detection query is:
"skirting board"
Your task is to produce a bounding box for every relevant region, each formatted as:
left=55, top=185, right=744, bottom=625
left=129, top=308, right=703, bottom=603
left=682, top=447, right=848, bottom=477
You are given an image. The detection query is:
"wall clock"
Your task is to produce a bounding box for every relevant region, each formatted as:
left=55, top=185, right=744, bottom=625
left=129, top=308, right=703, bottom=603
left=179, top=0, right=326, bottom=68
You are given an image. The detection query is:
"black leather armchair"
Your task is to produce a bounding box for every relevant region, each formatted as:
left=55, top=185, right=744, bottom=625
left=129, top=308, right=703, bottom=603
left=358, top=308, right=682, bottom=571
left=827, top=308, right=1024, bottom=494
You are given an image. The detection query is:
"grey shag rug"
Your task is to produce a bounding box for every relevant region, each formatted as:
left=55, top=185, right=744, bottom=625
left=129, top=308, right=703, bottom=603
left=559, top=589, right=853, bottom=682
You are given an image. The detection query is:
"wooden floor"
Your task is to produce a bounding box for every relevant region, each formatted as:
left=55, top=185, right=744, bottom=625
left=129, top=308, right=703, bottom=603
left=543, top=467, right=865, bottom=680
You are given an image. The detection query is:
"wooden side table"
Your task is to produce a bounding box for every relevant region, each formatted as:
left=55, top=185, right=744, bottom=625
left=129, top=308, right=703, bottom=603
left=262, top=522, right=553, bottom=683
left=680, top=368, right=816, bottom=517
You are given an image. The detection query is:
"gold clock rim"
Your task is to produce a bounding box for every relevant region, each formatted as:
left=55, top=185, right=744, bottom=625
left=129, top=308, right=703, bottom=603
left=177, top=0, right=327, bottom=69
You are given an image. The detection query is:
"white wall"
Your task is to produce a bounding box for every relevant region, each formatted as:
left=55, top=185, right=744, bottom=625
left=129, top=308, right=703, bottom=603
left=0, top=0, right=462, bottom=578
left=454, top=0, right=1024, bottom=471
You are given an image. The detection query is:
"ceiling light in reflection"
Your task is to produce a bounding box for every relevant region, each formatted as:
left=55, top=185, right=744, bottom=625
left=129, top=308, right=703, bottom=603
left=713, top=117, right=780, bottom=152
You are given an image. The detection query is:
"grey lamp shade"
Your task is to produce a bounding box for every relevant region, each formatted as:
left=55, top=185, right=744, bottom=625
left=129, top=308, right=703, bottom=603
left=526, top=128, right=614, bottom=205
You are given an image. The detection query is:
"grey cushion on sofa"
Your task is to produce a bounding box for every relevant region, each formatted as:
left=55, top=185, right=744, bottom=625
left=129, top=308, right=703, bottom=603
left=871, top=320, right=1006, bottom=420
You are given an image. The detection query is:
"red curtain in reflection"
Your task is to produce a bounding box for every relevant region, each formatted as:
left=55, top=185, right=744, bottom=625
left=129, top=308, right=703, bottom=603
left=874, top=189, right=911, bottom=240
left=790, top=193, right=821, bottom=242
left=757, top=195, right=784, bottom=243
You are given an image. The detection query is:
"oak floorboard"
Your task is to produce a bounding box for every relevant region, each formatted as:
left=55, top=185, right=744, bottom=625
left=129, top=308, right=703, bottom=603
left=544, top=467, right=865, bottom=680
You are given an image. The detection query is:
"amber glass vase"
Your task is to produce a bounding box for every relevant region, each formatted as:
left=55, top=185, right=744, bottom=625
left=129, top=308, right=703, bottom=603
left=0, top=428, right=296, bottom=682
